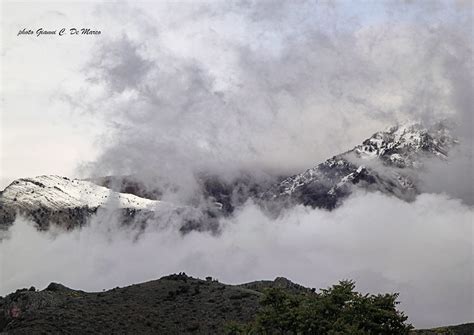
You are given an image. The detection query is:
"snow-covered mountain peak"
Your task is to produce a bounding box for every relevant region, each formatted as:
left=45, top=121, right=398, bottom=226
left=353, top=121, right=455, bottom=166
left=262, top=121, right=457, bottom=209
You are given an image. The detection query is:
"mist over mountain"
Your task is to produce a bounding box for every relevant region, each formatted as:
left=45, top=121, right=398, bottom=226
left=1, top=0, right=472, bottom=331
left=1, top=120, right=472, bottom=328
left=0, top=120, right=462, bottom=232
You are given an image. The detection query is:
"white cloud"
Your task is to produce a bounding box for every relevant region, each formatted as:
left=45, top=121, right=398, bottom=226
left=61, top=1, right=472, bottom=195
left=1, top=191, right=472, bottom=328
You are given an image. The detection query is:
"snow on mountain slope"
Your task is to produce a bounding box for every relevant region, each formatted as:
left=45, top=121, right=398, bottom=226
left=352, top=121, right=454, bottom=166
left=0, top=175, right=222, bottom=233
left=0, top=175, right=158, bottom=211
left=0, top=175, right=162, bottom=230
left=0, top=121, right=458, bottom=230
left=261, top=121, right=457, bottom=209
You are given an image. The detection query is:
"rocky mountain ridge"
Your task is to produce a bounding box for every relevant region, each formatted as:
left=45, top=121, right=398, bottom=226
left=262, top=121, right=456, bottom=209
left=0, top=121, right=457, bottom=230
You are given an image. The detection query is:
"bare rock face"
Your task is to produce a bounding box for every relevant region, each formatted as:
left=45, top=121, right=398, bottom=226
left=261, top=121, right=457, bottom=209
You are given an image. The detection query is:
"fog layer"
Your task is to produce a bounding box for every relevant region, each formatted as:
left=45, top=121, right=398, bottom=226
left=1, top=191, right=472, bottom=328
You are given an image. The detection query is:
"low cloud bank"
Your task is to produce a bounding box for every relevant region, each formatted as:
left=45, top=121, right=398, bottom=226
left=419, top=143, right=474, bottom=205
left=1, top=191, right=472, bottom=328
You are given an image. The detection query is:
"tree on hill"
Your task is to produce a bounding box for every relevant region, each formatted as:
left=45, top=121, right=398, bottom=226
left=226, top=280, right=413, bottom=335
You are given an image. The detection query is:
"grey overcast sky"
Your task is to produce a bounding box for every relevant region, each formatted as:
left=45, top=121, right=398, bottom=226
left=1, top=1, right=105, bottom=189
left=1, top=0, right=471, bottom=189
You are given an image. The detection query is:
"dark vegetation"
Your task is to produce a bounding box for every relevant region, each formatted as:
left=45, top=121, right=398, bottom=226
left=2, top=273, right=469, bottom=335
left=227, top=280, right=413, bottom=334
left=0, top=274, right=260, bottom=334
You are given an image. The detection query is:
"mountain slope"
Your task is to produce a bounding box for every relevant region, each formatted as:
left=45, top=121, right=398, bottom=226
left=0, top=121, right=457, bottom=230
left=1, top=275, right=471, bottom=334
left=261, top=121, right=456, bottom=209
left=0, top=175, right=223, bottom=232
left=0, top=175, right=162, bottom=230
left=0, top=274, right=261, bottom=334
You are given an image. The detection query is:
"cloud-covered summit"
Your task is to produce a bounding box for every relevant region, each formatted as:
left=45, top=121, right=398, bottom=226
left=64, top=0, right=472, bottom=200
